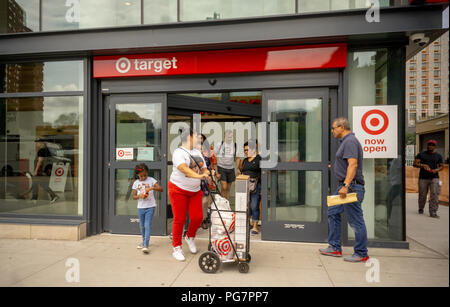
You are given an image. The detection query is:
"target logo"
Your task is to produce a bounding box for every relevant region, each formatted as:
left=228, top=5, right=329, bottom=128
left=55, top=167, right=65, bottom=177
left=353, top=106, right=397, bottom=158
left=117, top=150, right=125, bottom=157
left=361, top=109, right=389, bottom=135
left=115, top=57, right=131, bottom=74
left=213, top=238, right=232, bottom=256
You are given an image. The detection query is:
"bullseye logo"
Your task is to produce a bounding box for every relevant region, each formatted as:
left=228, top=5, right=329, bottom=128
left=115, top=57, right=131, bottom=74
left=361, top=109, right=389, bottom=135
left=55, top=167, right=65, bottom=177
left=117, top=150, right=125, bottom=157
left=213, top=238, right=232, bottom=256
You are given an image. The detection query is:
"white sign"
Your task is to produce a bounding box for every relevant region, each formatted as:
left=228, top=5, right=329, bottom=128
left=116, top=148, right=134, bottom=160
left=353, top=106, right=397, bottom=158
left=49, top=162, right=70, bottom=192
left=137, top=147, right=154, bottom=161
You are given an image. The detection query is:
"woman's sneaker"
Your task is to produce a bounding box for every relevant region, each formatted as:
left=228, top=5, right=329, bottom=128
left=172, top=246, right=186, bottom=261
left=137, top=243, right=144, bottom=249
left=142, top=247, right=149, bottom=254
left=185, top=236, right=197, bottom=254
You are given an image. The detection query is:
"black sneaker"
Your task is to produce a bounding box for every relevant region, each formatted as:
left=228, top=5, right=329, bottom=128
left=418, top=209, right=424, bottom=214
left=430, top=213, right=440, bottom=219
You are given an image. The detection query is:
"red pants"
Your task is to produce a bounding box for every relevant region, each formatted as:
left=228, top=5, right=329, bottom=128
left=168, top=181, right=204, bottom=247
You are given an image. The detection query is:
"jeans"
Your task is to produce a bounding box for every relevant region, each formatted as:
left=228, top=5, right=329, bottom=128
left=327, top=183, right=368, bottom=257
left=138, top=207, right=155, bottom=248
left=250, top=182, right=261, bottom=222
left=418, top=178, right=440, bottom=214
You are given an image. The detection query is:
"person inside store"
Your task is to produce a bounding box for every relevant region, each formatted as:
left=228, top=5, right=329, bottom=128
left=413, top=139, right=444, bottom=218
left=319, top=117, right=370, bottom=263
left=169, top=128, right=210, bottom=261
left=30, top=138, right=59, bottom=204
left=214, top=129, right=237, bottom=200
left=238, top=139, right=262, bottom=235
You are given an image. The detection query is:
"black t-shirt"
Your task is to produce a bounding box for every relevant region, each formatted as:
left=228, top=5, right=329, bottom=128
left=415, top=151, right=443, bottom=179
left=34, top=147, right=51, bottom=176
left=241, top=155, right=261, bottom=180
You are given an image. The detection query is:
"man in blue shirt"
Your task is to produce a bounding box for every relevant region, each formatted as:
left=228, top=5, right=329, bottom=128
left=319, top=117, right=370, bottom=262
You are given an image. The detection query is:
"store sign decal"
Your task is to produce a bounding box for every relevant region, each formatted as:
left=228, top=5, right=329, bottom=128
left=353, top=106, right=398, bottom=159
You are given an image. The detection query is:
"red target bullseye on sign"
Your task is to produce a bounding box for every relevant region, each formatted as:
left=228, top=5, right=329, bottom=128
left=213, top=238, right=232, bottom=256
left=55, top=167, right=64, bottom=177
left=117, top=150, right=125, bottom=157
left=361, top=109, right=389, bottom=135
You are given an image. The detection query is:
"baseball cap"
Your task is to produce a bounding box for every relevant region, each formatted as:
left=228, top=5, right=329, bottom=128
left=427, top=140, right=437, bottom=146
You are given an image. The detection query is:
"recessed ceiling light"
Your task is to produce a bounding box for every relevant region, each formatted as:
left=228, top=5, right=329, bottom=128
left=125, top=2, right=132, bottom=6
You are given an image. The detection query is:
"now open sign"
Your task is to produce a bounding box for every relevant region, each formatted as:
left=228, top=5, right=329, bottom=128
left=353, top=106, right=398, bottom=159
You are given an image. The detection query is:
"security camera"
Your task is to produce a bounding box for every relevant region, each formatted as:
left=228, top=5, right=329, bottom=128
left=410, top=33, right=429, bottom=46
left=417, top=36, right=429, bottom=47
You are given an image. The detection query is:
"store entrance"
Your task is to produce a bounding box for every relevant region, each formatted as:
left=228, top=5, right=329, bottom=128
left=100, top=71, right=340, bottom=241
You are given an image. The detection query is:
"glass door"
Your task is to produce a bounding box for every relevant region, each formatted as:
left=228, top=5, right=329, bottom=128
left=107, top=94, right=167, bottom=235
left=261, top=88, right=331, bottom=242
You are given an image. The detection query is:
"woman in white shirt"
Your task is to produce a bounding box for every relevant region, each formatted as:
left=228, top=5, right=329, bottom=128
left=169, top=128, right=210, bottom=261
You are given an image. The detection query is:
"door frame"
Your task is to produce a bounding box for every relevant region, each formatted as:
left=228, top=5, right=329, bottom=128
left=99, top=71, right=341, bottom=239
left=105, top=93, right=168, bottom=235
left=260, top=87, right=334, bottom=242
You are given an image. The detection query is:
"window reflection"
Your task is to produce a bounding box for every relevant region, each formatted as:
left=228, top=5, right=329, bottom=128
left=180, top=0, right=295, bottom=21
left=0, top=0, right=39, bottom=33
left=268, top=98, right=322, bottom=162
left=297, top=0, right=391, bottom=13
left=42, top=0, right=141, bottom=31
left=268, top=170, right=322, bottom=222
left=115, top=103, right=162, bottom=161
left=144, top=0, right=178, bottom=24
left=1, top=61, right=84, bottom=93
left=0, top=97, right=84, bottom=216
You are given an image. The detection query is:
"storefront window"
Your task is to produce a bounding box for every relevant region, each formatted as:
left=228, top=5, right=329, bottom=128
left=297, top=0, right=392, bottom=13
left=42, top=0, right=141, bottom=31
left=180, top=0, right=295, bottom=21
left=0, top=0, right=40, bottom=33
left=144, top=0, right=178, bottom=24
left=0, top=96, right=84, bottom=216
left=348, top=49, right=403, bottom=241
left=1, top=61, right=84, bottom=93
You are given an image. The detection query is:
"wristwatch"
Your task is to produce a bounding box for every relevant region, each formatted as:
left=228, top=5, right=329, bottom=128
left=343, top=183, right=350, bottom=188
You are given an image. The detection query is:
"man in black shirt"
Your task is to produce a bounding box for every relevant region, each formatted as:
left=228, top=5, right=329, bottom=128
left=414, top=140, right=443, bottom=218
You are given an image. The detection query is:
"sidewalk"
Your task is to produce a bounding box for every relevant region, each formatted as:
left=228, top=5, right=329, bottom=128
left=0, top=193, right=448, bottom=287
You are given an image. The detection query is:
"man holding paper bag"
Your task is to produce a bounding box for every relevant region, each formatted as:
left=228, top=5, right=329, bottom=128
left=319, top=118, right=370, bottom=263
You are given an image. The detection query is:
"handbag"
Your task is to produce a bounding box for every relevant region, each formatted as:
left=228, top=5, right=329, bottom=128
left=249, top=178, right=258, bottom=194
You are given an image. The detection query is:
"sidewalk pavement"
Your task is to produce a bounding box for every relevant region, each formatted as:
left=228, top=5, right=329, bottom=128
left=0, top=193, right=448, bottom=287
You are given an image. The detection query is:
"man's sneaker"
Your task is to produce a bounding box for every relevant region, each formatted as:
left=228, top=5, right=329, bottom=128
left=418, top=209, right=424, bottom=214
left=185, top=236, right=197, bottom=254
left=137, top=243, right=144, bottom=249
left=50, top=195, right=59, bottom=204
left=430, top=213, right=440, bottom=219
left=344, top=254, right=370, bottom=263
left=142, top=247, right=149, bottom=254
left=319, top=246, right=342, bottom=257
left=172, top=246, right=186, bottom=261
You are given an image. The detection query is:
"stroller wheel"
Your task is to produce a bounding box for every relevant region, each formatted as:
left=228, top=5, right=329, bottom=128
left=238, top=262, right=249, bottom=274
left=199, top=252, right=221, bottom=274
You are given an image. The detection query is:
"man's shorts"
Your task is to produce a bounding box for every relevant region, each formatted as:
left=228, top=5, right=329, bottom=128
left=217, top=166, right=236, bottom=183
